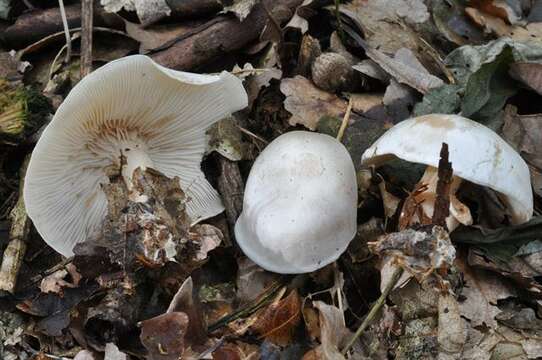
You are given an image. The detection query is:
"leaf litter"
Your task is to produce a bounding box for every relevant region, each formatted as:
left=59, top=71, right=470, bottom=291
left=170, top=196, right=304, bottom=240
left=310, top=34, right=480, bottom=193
left=2, top=0, right=542, bottom=359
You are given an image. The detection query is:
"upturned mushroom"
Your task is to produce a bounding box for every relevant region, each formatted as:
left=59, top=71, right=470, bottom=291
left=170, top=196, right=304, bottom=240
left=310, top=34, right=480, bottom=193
left=362, top=114, right=533, bottom=230
left=235, top=131, right=358, bottom=274
left=24, top=55, right=248, bottom=256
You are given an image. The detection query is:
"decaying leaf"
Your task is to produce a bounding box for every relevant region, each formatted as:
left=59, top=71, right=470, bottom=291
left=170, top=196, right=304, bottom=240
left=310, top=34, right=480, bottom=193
left=309, top=301, right=353, bottom=360
left=140, top=312, right=189, bottom=360
left=280, top=76, right=347, bottom=130
left=252, top=289, right=301, bottom=346
left=364, top=47, right=444, bottom=94
left=125, top=20, right=205, bottom=53
left=212, top=341, right=260, bottom=360
left=286, top=0, right=319, bottom=33
left=369, top=226, right=456, bottom=288
left=237, top=258, right=279, bottom=304
left=340, top=0, right=429, bottom=54
left=455, top=256, right=515, bottom=328
left=509, top=62, right=542, bottom=95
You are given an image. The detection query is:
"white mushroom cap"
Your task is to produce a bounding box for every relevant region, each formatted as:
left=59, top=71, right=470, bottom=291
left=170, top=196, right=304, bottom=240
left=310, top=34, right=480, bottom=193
left=362, top=114, right=533, bottom=224
left=235, top=131, right=358, bottom=274
left=24, top=55, right=248, bottom=256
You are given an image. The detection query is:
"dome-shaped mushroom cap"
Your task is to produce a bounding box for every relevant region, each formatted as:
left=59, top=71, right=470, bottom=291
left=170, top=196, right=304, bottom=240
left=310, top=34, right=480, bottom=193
left=361, top=114, right=533, bottom=224
left=235, top=131, right=358, bottom=274
left=24, top=55, right=248, bottom=256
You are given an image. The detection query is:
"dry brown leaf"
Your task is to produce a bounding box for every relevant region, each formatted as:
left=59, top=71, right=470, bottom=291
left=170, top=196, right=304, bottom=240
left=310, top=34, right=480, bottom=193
left=252, top=289, right=302, bottom=346
left=350, top=93, right=384, bottom=114
left=237, top=258, right=279, bottom=304
left=438, top=294, right=467, bottom=357
left=456, top=256, right=516, bottom=328
left=140, top=312, right=189, bottom=360
left=39, top=268, right=78, bottom=294
left=212, top=341, right=260, bottom=360
left=501, top=105, right=542, bottom=196
left=310, top=301, right=353, bottom=360
left=280, top=76, right=347, bottom=130
left=509, top=62, right=542, bottom=95
left=167, top=277, right=207, bottom=345
left=364, top=47, right=444, bottom=94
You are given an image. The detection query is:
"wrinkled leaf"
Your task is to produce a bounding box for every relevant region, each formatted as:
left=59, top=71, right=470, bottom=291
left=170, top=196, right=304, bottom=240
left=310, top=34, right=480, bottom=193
left=280, top=76, right=347, bottom=130
left=252, top=290, right=301, bottom=346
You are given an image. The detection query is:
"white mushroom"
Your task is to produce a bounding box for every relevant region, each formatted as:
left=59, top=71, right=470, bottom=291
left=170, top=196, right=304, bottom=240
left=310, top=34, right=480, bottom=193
left=235, top=131, right=358, bottom=274
left=362, top=114, right=533, bottom=229
left=24, top=55, right=248, bottom=256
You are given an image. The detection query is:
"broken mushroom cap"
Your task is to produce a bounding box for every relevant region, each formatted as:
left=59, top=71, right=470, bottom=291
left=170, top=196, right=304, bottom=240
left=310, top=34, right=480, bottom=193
left=235, top=131, right=358, bottom=274
left=361, top=114, right=533, bottom=225
left=24, top=55, right=248, bottom=256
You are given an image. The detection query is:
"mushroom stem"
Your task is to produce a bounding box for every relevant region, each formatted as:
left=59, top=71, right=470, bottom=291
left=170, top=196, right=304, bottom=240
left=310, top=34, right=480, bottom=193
left=121, top=146, right=155, bottom=187
left=403, top=166, right=472, bottom=231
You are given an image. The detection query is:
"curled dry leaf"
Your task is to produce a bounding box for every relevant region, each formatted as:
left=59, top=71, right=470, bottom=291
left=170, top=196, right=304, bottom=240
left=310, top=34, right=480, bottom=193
left=280, top=76, right=347, bottom=130
left=252, top=289, right=302, bottom=346
left=509, top=63, right=542, bottom=95
left=221, top=0, right=259, bottom=21
left=212, top=341, right=260, bottom=360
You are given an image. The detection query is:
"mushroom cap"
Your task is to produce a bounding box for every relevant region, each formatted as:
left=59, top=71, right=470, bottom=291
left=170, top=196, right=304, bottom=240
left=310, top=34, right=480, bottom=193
left=235, top=131, right=358, bottom=274
left=361, top=114, right=533, bottom=224
left=24, top=55, right=248, bottom=256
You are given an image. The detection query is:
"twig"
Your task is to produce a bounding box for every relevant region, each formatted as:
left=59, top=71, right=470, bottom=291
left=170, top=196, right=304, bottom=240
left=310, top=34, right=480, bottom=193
left=237, top=125, right=269, bottom=145
left=58, top=0, right=72, bottom=63
left=341, top=266, right=404, bottom=356
left=80, top=0, right=94, bottom=77
left=0, top=156, right=31, bottom=293
left=336, top=96, right=353, bottom=142
left=432, top=143, right=452, bottom=228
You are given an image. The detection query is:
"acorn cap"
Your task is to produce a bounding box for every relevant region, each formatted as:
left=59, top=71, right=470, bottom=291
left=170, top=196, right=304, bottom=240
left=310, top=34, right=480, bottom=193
left=24, top=55, right=248, bottom=256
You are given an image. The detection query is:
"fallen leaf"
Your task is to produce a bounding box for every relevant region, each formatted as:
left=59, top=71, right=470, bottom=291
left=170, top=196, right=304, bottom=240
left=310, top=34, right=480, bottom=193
left=286, top=0, right=319, bottom=33
left=167, top=277, right=207, bottom=345
left=236, top=257, right=279, bottom=304
left=280, top=76, right=347, bottom=130
left=221, top=0, right=258, bottom=21
left=104, top=343, right=129, bottom=360
left=190, top=224, right=224, bottom=261
left=140, top=312, right=189, bottom=360
left=509, top=62, right=542, bottom=95
left=101, top=0, right=171, bottom=26
left=311, top=301, right=352, bottom=360
left=252, top=290, right=302, bottom=346
left=212, top=341, right=260, bottom=360
left=363, top=47, right=444, bottom=94
left=438, top=294, right=467, bottom=357
left=455, top=256, right=516, bottom=328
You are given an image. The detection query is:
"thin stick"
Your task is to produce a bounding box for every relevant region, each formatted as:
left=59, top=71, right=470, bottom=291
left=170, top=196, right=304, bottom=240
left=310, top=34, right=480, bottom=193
left=58, top=0, right=72, bottom=63
left=341, top=266, right=404, bottom=356
left=80, top=0, right=94, bottom=77
left=336, top=97, right=353, bottom=142
left=0, top=156, right=31, bottom=293
left=237, top=125, right=269, bottom=145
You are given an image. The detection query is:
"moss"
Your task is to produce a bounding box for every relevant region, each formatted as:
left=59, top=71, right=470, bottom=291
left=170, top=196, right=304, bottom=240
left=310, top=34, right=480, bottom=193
left=0, top=79, right=52, bottom=143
